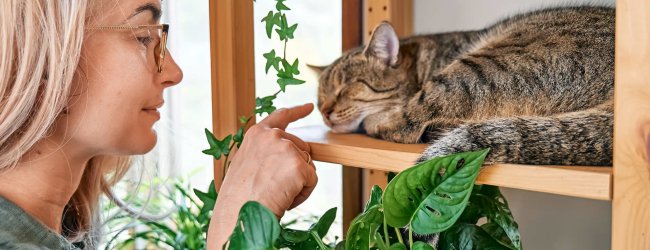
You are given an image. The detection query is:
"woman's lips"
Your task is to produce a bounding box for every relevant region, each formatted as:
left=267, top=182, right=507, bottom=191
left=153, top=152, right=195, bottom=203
left=142, top=100, right=163, bottom=120
left=142, top=108, right=161, bottom=120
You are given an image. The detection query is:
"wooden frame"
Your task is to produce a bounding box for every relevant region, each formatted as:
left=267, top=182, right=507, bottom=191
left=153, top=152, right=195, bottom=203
left=341, top=0, right=363, bottom=234
left=613, top=0, right=650, bottom=248
left=209, top=0, right=256, bottom=191
left=209, top=0, right=649, bottom=248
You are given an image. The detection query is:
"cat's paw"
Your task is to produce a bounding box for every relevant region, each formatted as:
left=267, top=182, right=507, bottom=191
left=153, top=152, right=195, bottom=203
left=418, top=126, right=480, bottom=162
left=367, top=125, right=423, bottom=143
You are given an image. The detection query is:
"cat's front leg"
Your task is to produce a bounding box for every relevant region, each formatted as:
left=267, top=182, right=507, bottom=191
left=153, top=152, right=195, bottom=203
left=363, top=114, right=427, bottom=143
left=418, top=125, right=484, bottom=163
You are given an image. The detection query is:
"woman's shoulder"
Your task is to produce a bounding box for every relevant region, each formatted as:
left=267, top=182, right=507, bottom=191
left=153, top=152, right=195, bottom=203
left=0, top=196, right=78, bottom=250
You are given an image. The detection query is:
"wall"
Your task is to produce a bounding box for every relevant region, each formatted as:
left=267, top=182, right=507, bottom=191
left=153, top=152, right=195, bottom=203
left=413, top=1, right=615, bottom=249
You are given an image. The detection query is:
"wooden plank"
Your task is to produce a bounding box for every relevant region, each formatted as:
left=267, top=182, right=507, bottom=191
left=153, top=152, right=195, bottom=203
left=341, top=0, right=363, bottom=235
left=209, top=0, right=256, bottom=191
left=288, top=125, right=613, bottom=201
left=362, top=0, right=413, bottom=201
left=613, top=0, right=650, bottom=248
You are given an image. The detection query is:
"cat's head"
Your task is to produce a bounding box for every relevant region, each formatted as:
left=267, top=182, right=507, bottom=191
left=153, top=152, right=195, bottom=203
left=312, top=22, right=419, bottom=133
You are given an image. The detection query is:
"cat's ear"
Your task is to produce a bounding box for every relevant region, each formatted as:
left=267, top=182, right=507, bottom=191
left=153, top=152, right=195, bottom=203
left=307, top=64, right=328, bottom=74
left=364, top=22, right=399, bottom=66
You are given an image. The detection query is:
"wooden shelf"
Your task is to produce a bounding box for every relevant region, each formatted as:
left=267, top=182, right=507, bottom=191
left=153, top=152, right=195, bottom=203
left=288, top=125, right=612, bottom=201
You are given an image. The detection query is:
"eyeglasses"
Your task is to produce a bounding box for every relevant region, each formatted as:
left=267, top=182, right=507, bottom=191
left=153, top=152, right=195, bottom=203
left=86, top=24, right=169, bottom=73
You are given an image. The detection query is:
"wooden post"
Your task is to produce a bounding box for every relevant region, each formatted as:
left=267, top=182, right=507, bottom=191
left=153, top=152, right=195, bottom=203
left=341, top=0, right=363, bottom=235
left=613, top=0, right=650, bottom=248
left=361, top=0, right=413, bottom=203
left=209, top=0, right=256, bottom=191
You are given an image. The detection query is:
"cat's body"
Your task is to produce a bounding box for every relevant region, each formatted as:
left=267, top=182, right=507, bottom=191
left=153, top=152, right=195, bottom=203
left=314, top=6, right=614, bottom=166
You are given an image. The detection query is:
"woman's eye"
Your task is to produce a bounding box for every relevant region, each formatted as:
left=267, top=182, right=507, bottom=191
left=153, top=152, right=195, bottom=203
left=136, top=36, right=153, bottom=46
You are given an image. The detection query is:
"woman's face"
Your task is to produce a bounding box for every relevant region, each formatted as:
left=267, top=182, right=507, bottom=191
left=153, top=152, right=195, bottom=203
left=56, top=0, right=183, bottom=157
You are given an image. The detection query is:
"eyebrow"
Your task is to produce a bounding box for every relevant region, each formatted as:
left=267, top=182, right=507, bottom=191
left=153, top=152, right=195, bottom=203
left=127, top=3, right=162, bottom=22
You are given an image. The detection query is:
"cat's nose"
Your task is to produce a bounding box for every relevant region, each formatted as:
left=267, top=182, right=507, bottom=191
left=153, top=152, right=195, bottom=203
left=322, top=109, right=333, bottom=120
left=320, top=107, right=334, bottom=122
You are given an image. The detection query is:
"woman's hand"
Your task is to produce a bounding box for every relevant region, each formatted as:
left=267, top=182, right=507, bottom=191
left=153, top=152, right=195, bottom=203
left=207, top=103, right=318, bottom=250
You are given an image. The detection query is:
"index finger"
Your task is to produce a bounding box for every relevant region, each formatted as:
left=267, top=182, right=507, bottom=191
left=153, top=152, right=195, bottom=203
left=259, top=103, right=314, bottom=130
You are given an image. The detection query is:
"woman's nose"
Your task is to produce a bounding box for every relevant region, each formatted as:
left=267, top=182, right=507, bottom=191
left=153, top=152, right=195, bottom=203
left=160, top=50, right=183, bottom=88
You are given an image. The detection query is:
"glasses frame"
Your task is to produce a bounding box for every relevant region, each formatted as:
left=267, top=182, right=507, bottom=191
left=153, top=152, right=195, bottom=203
left=86, top=24, right=169, bottom=73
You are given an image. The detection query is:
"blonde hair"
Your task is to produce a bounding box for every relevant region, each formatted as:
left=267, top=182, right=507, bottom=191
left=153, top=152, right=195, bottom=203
left=0, top=0, right=132, bottom=246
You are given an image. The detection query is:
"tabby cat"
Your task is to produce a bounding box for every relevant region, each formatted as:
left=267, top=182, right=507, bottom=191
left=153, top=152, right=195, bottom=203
left=313, top=6, right=614, bottom=166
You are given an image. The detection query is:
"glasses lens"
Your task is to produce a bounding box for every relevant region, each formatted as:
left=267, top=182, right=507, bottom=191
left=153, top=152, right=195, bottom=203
left=154, top=25, right=169, bottom=73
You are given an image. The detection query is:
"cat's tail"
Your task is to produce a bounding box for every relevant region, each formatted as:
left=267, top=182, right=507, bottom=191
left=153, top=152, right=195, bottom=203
left=419, top=101, right=613, bottom=166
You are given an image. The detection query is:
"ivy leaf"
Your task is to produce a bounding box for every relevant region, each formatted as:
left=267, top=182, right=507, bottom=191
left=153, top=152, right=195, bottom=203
left=234, top=126, right=245, bottom=148
left=281, top=58, right=301, bottom=76
left=194, top=180, right=218, bottom=215
left=277, top=78, right=306, bottom=92
left=202, top=129, right=232, bottom=160
left=263, top=50, right=282, bottom=73
left=275, top=0, right=291, bottom=11
left=383, top=149, right=490, bottom=234
left=275, top=14, right=298, bottom=41
left=255, top=95, right=277, bottom=115
left=261, top=11, right=276, bottom=39
left=276, top=67, right=306, bottom=91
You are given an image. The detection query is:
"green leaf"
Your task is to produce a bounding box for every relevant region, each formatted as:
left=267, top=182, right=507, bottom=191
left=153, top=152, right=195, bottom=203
left=281, top=58, right=301, bottom=75
left=274, top=14, right=298, bottom=41
left=412, top=242, right=435, bottom=250
left=383, top=149, right=490, bottom=234
left=388, top=242, right=407, bottom=250
left=277, top=77, right=306, bottom=92
left=365, top=185, right=383, bottom=212
left=373, top=230, right=389, bottom=250
left=439, top=223, right=513, bottom=250
left=275, top=0, right=290, bottom=11
left=261, top=11, right=276, bottom=38
left=255, top=95, right=277, bottom=115
left=461, top=186, right=521, bottom=249
left=311, top=207, right=338, bottom=238
left=239, top=116, right=250, bottom=124
left=481, top=223, right=512, bottom=247
left=335, top=240, right=346, bottom=250
left=202, top=129, right=233, bottom=160
left=345, top=205, right=384, bottom=250
left=234, top=126, right=245, bottom=148
left=263, top=50, right=282, bottom=73
left=275, top=228, right=311, bottom=248
left=226, top=201, right=280, bottom=250
left=194, top=181, right=218, bottom=215
left=387, top=172, right=397, bottom=183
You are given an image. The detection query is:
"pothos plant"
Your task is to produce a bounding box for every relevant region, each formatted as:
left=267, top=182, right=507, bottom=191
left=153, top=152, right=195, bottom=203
left=133, top=0, right=523, bottom=249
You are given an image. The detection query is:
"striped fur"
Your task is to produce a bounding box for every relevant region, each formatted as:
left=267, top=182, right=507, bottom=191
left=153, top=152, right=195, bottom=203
left=314, top=6, right=614, bottom=166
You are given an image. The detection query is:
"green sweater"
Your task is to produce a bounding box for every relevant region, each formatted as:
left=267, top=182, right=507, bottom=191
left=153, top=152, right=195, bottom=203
left=0, top=196, right=79, bottom=249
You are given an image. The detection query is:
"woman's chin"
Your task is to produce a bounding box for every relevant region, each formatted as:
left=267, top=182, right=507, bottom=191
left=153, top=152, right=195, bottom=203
left=129, top=130, right=158, bottom=155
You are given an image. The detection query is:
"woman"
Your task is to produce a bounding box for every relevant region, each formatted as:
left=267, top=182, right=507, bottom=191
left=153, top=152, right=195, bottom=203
left=0, top=0, right=317, bottom=249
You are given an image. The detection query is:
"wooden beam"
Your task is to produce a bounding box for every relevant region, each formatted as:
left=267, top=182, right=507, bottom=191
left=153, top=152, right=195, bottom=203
left=288, top=126, right=613, bottom=201
left=362, top=0, right=413, bottom=203
left=613, top=0, right=650, bottom=248
left=341, top=0, right=363, bottom=236
left=209, top=0, right=256, bottom=191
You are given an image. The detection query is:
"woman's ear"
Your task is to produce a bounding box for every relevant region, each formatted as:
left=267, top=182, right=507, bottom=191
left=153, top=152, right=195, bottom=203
left=307, top=64, right=328, bottom=74
left=363, top=22, right=400, bottom=66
